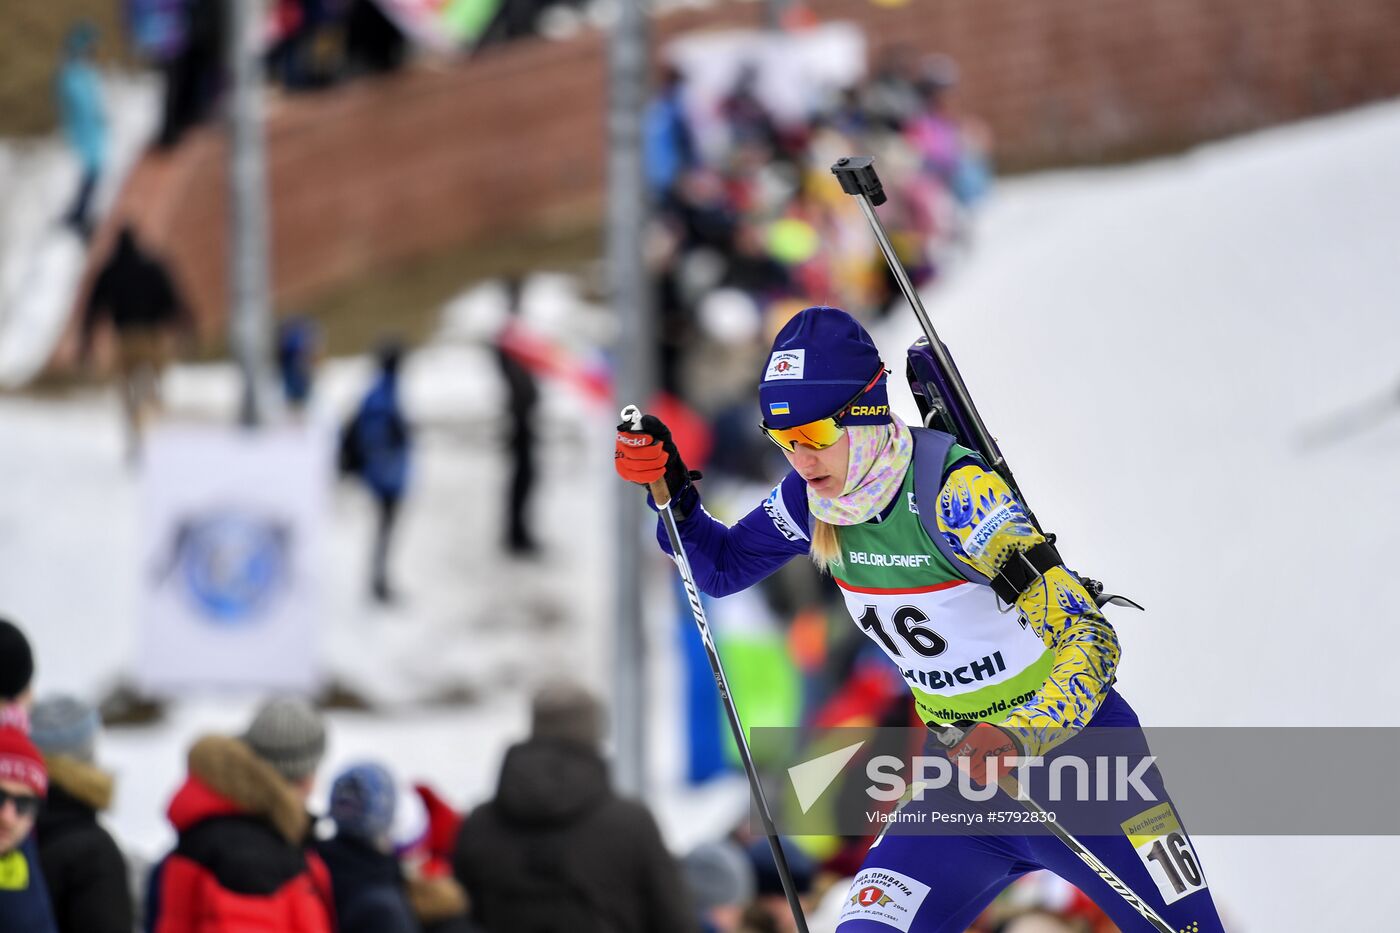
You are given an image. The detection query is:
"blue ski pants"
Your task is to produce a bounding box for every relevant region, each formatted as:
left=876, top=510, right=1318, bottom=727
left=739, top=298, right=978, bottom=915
left=834, top=691, right=1226, bottom=933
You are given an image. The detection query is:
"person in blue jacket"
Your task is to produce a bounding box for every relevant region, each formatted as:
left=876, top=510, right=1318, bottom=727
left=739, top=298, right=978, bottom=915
left=346, top=341, right=412, bottom=603
left=643, top=64, right=698, bottom=201
left=57, top=22, right=107, bottom=239
left=277, top=317, right=322, bottom=415
left=319, top=763, right=480, bottom=933
left=615, top=306, right=1225, bottom=932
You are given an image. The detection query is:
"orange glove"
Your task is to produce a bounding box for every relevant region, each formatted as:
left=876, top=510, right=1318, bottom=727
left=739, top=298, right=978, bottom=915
left=615, top=417, right=671, bottom=485
left=615, top=412, right=701, bottom=508
left=946, top=723, right=1020, bottom=788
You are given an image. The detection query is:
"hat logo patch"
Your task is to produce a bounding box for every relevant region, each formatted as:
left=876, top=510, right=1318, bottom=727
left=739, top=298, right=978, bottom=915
left=769, top=402, right=791, bottom=416
left=765, top=350, right=805, bottom=380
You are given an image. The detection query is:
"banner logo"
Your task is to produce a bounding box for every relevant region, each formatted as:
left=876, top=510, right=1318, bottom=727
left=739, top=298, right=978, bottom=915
left=155, top=511, right=291, bottom=624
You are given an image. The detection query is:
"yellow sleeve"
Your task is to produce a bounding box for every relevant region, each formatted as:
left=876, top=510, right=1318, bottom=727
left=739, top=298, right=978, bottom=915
left=935, top=463, right=1121, bottom=756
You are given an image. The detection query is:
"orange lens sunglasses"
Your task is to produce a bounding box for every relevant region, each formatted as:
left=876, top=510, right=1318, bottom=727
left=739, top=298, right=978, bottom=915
left=760, top=367, right=887, bottom=452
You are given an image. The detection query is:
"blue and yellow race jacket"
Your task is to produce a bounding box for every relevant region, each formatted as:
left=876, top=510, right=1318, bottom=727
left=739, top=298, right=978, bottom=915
left=656, top=431, right=1121, bottom=756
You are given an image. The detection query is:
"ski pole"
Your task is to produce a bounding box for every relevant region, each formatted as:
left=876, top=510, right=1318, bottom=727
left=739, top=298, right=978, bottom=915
left=929, top=725, right=1174, bottom=933
left=830, top=156, right=1030, bottom=508
left=620, top=404, right=811, bottom=933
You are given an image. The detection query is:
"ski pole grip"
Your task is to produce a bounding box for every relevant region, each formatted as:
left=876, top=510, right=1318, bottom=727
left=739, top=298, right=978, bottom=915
left=619, top=404, right=673, bottom=506
left=830, top=156, right=887, bottom=206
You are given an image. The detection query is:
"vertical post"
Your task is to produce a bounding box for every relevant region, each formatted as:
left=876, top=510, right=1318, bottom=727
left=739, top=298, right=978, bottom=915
left=607, top=0, right=651, bottom=798
left=227, top=0, right=275, bottom=427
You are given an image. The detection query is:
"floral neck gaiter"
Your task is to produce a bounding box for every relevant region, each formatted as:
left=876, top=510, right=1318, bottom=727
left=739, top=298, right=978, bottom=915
left=807, top=415, right=913, bottom=527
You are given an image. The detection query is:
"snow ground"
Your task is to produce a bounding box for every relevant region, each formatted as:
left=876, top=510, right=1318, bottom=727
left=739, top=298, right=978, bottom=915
left=4, top=98, right=1400, bottom=929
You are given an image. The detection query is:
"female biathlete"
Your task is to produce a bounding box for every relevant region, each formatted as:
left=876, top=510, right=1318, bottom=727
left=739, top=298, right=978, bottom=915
left=615, top=307, right=1225, bottom=932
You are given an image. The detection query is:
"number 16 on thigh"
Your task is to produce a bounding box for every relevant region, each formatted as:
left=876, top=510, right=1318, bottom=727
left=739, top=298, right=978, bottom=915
left=1122, top=803, right=1209, bottom=906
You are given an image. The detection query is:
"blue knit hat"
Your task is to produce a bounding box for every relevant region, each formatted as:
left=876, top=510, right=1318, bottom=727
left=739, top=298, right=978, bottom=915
left=330, top=762, right=397, bottom=843
left=30, top=696, right=101, bottom=763
left=758, top=307, right=889, bottom=429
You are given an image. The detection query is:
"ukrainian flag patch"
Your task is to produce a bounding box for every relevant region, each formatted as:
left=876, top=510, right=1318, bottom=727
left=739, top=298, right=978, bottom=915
left=769, top=402, right=790, bottom=416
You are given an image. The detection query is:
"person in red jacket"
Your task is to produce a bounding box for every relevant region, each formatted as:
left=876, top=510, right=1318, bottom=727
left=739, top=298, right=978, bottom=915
left=145, top=697, right=334, bottom=933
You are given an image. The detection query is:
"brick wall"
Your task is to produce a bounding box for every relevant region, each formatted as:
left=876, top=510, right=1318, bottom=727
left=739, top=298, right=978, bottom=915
left=53, top=0, right=1400, bottom=368
left=830, top=0, right=1400, bottom=166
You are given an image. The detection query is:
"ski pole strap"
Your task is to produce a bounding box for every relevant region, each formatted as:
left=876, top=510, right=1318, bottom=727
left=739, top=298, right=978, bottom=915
left=990, top=541, right=1064, bottom=605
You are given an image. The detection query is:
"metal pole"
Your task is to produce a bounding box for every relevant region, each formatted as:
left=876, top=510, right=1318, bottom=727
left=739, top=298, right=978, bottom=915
left=607, top=0, right=651, bottom=799
left=227, top=0, right=275, bottom=427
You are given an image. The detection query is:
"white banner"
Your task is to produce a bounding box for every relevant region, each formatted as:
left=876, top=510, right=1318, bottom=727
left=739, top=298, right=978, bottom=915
left=135, top=423, right=330, bottom=695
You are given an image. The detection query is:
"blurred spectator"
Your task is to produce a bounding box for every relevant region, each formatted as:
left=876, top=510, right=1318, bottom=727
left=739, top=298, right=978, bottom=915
left=477, top=0, right=580, bottom=49
left=268, top=0, right=315, bottom=90
left=344, top=0, right=408, bottom=76
left=267, top=0, right=349, bottom=90
left=56, top=22, right=107, bottom=239
left=950, top=117, right=994, bottom=208
left=1000, top=910, right=1081, bottom=933
left=860, top=44, right=923, bottom=132
left=319, top=763, right=479, bottom=933
left=724, top=221, right=793, bottom=305
left=739, top=838, right=816, bottom=933
left=453, top=683, right=699, bottom=933
left=156, top=0, right=227, bottom=149
left=341, top=340, right=413, bottom=603
left=321, top=762, right=414, bottom=930
left=644, top=64, right=698, bottom=201
left=401, top=782, right=464, bottom=882
left=495, top=279, right=540, bottom=555
left=128, top=0, right=192, bottom=65
left=277, top=316, right=322, bottom=415
left=904, top=54, right=962, bottom=184
left=144, top=696, right=333, bottom=932
left=0, top=724, right=57, bottom=933
left=79, top=225, right=193, bottom=461
left=682, top=840, right=755, bottom=933
left=29, top=696, right=133, bottom=933
left=720, top=65, right=781, bottom=158
left=0, top=618, right=36, bottom=720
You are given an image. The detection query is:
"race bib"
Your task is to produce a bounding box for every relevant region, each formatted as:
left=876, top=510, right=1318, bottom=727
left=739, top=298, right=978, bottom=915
left=1122, top=803, right=1209, bottom=906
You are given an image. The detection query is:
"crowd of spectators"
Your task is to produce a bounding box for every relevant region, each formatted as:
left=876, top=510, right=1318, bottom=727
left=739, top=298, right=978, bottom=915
left=0, top=612, right=1113, bottom=932
left=122, top=0, right=411, bottom=150
left=121, top=0, right=597, bottom=151
left=643, top=47, right=992, bottom=415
